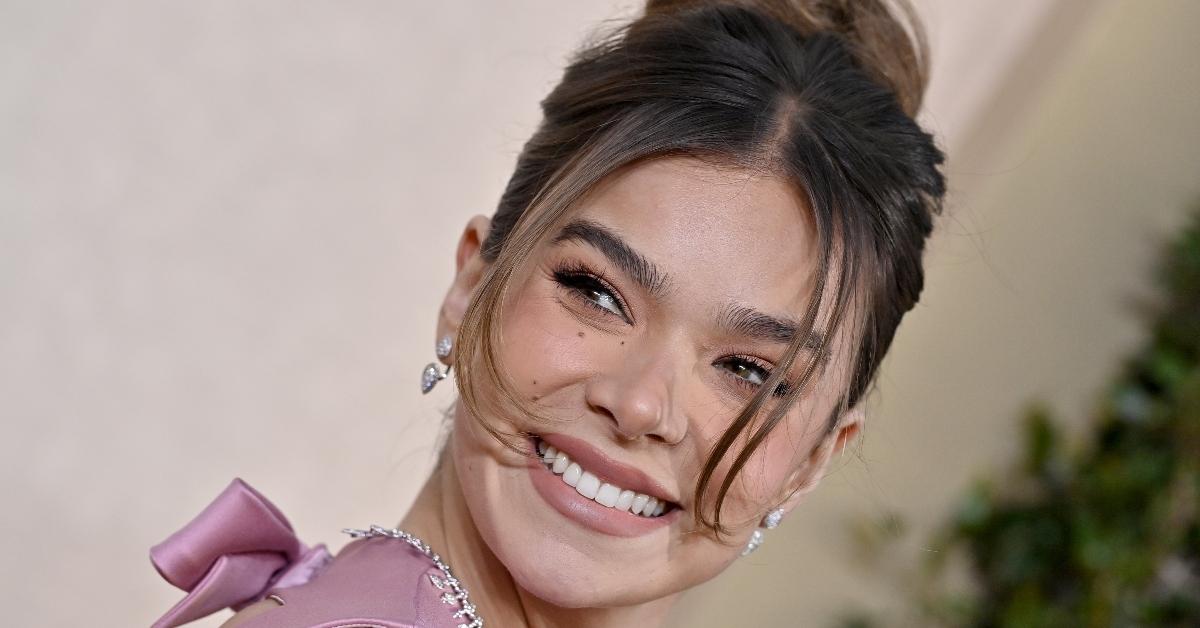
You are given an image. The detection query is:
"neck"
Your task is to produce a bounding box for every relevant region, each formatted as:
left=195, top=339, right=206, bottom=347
left=399, top=436, right=679, bottom=628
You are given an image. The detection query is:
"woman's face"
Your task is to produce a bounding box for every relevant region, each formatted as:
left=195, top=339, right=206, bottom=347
left=446, top=155, right=860, bottom=608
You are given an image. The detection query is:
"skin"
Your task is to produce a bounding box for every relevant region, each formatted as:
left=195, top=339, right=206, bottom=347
left=224, top=155, right=863, bottom=628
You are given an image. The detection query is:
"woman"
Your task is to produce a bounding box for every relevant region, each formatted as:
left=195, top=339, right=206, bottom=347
left=149, top=0, right=945, bottom=626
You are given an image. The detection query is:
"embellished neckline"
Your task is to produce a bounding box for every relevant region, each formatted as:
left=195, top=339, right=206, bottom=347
left=342, top=524, right=484, bottom=628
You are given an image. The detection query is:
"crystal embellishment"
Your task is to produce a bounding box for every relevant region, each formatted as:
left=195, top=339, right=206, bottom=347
left=763, top=507, right=785, bottom=530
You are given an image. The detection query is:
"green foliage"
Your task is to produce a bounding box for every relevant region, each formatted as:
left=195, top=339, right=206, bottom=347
left=836, top=207, right=1200, bottom=628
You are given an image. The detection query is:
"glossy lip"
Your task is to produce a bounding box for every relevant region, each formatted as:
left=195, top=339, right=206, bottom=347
left=539, top=432, right=679, bottom=505
left=527, top=440, right=682, bottom=538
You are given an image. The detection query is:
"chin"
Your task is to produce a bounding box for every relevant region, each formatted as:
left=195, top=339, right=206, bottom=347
left=453, top=433, right=680, bottom=609
left=470, top=472, right=666, bottom=606
left=449, top=409, right=734, bottom=609
left=479, top=480, right=738, bottom=610
left=508, top=545, right=639, bottom=608
left=501, top=533, right=695, bottom=609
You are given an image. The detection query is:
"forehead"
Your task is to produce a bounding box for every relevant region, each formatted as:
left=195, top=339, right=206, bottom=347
left=569, top=155, right=819, bottom=312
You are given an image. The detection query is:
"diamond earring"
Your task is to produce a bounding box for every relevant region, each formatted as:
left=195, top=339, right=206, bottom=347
left=741, top=529, right=765, bottom=556
left=763, top=507, right=785, bottom=529
left=741, top=507, right=786, bottom=557
left=436, top=335, right=453, bottom=359
left=421, top=335, right=454, bottom=394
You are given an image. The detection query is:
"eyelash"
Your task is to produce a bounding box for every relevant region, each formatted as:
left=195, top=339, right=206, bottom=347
left=549, top=260, right=792, bottom=398
left=719, top=355, right=792, bottom=398
left=551, top=260, right=632, bottom=321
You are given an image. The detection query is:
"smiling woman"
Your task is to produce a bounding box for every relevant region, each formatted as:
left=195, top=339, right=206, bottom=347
left=148, top=1, right=945, bottom=627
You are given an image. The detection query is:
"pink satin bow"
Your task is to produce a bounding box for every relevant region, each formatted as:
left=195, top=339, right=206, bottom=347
left=149, top=478, right=332, bottom=628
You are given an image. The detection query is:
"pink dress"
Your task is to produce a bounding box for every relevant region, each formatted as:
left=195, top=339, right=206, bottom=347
left=149, top=478, right=483, bottom=628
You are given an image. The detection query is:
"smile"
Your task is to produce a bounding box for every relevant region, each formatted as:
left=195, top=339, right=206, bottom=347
left=526, top=434, right=680, bottom=537
left=537, top=439, right=671, bottom=517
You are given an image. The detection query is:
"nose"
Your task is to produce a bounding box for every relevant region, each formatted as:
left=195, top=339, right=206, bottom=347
left=584, top=344, right=687, bottom=445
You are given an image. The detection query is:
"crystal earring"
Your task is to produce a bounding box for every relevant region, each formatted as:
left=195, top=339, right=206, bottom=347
left=420, top=334, right=454, bottom=394
left=741, top=507, right=786, bottom=557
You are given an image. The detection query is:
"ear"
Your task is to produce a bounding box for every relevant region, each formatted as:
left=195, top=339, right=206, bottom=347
left=774, top=403, right=864, bottom=515
left=436, top=215, right=492, bottom=358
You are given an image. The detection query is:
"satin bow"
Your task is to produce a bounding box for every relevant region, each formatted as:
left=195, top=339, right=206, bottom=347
left=149, top=478, right=332, bottom=628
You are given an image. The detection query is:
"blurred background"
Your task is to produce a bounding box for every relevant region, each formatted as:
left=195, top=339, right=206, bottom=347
left=2, top=1, right=1198, bottom=626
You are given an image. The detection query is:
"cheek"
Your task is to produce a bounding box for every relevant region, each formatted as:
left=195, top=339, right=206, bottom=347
left=743, top=431, right=806, bottom=503
left=700, top=364, right=850, bottom=517
left=689, top=411, right=811, bottom=519
left=499, top=284, right=611, bottom=404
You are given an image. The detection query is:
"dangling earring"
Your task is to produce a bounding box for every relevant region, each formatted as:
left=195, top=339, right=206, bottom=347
left=420, top=334, right=454, bottom=394
left=741, top=507, right=786, bottom=557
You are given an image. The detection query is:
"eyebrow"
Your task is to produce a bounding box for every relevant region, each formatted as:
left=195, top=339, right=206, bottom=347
left=717, top=304, right=828, bottom=354
left=551, top=218, right=826, bottom=352
left=552, top=219, right=672, bottom=299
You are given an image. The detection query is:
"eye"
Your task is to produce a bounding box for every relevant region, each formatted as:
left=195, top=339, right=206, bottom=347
left=551, top=262, right=631, bottom=322
left=715, top=356, right=790, bottom=397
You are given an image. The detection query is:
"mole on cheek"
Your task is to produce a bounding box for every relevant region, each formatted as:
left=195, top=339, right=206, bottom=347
left=577, top=331, right=585, bottom=338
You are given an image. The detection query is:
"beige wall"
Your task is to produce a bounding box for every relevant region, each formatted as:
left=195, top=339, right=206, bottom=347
left=3, top=1, right=1197, bottom=626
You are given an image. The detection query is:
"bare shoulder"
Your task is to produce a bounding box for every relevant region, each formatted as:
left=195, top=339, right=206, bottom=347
left=219, top=598, right=281, bottom=628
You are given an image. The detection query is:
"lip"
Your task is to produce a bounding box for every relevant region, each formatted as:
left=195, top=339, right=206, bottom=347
left=539, top=432, right=679, bottom=505
left=526, top=440, right=681, bottom=538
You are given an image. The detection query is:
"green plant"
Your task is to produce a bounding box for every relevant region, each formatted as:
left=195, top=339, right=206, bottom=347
left=836, top=206, right=1200, bottom=628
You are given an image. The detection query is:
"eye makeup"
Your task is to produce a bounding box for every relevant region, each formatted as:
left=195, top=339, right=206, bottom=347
left=546, top=258, right=796, bottom=398
left=713, top=355, right=791, bottom=397
left=550, top=260, right=632, bottom=322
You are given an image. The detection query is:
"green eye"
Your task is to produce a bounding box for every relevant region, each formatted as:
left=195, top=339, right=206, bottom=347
left=716, top=357, right=790, bottom=397
left=723, top=360, right=766, bottom=385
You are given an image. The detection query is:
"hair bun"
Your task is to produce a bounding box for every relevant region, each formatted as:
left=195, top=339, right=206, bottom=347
left=643, top=0, right=929, bottom=117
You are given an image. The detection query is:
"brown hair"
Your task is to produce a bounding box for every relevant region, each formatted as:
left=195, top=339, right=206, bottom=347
left=453, top=0, right=945, bottom=535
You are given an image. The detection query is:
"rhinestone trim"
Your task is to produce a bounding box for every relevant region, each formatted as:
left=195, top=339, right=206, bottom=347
left=342, top=524, right=484, bottom=628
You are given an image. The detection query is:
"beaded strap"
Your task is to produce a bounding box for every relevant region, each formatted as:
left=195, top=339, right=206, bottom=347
left=342, top=525, right=484, bottom=628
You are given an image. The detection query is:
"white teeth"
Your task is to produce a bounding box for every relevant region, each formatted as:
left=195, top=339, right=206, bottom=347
left=596, top=483, right=620, bottom=507
left=616, top=489, right=635, bottom=512
left=562, top=462, right=582, bottom=487
left=537, top=439, right=670, bottom=518
left=576, top=472, right=601, bottom=499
